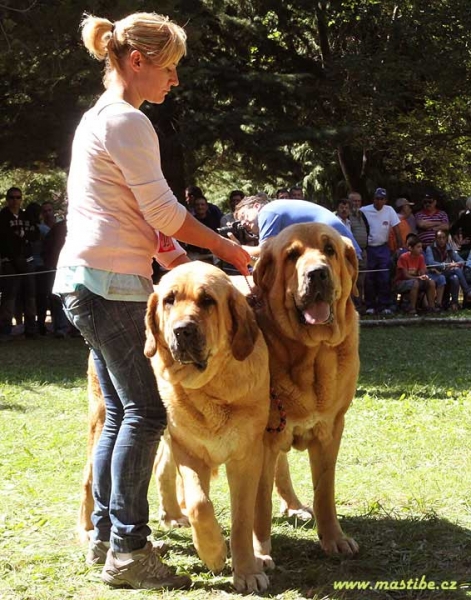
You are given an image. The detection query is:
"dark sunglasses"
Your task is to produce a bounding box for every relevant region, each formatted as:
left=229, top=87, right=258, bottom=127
left=7, top=195, right=22, bottom=200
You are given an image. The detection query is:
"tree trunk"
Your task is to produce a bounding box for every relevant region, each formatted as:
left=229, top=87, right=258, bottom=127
left=337, top=145, right=368, bottom=198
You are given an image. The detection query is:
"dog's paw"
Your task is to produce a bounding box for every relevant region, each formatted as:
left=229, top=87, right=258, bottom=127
left=77, top=528, right=92, bottom=544
left=233, top=571, right=270, bottom=593
left=198, top=539, right=227, bottom=574
left=279, top=499, right=314, bottom=521
left=255, top=552, right=276, bottom=571
left=320, top=534, right=359, bottom=556
left=159, top=515, right=190, bottom=529
left=284, top=506, right=314, bottom=521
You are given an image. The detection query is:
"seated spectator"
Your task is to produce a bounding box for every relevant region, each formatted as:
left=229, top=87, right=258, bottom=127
left=415, top=192, right=449, bottom=248
left=393, top=235, right=437, bottom=315
left=389, top=198, right=413, bottom=254
left=0, top=187, right=39, bottom=341
left=184, top=185, right=223, bottom=223
left=450, top=197, right=471, bottom=259
left=335, top=198, right=351, bottom=229
left=289, top=185, right=304, bottom=200
left=184, top=184, right=202, bottom=211
left=220, top=190, right=244, bottom=227
left=275, top=188, right=289, bottom=199
left=194, top=195, right=221, bottom=231
left=425, top=229, right=471, bottom=311
left=185, top=194, right=221, bottom=258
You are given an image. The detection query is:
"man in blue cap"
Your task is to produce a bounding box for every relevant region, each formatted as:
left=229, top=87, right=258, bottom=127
left=360, top=188, right=404, bottom=315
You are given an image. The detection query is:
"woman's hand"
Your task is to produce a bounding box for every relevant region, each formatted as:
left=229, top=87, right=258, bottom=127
left=172, top=212, right=250, bottom=275
left=211, top=235, right=251, bottom=275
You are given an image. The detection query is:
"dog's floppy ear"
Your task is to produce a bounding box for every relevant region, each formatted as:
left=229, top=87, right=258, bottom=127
left=228, top=287, right=259, bottom=361
left=144, top=292, right=160, bottom=358
left=252, top=241, right=276, bottom=297
left=342, top=236, right=359, bottom=297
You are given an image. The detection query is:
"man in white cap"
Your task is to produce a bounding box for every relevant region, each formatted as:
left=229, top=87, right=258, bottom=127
left=360, top=188, right=404, bottom=315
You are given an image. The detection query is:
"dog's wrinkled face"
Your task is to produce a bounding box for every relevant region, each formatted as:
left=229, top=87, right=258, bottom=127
left=145, top=261, right=259, bottom=380
left=253, top=223, right=358, bottom=345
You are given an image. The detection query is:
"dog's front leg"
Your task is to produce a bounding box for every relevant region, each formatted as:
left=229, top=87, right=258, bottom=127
left=253, top=441, right=278, bottom=570
left=275, top=452, right=314, bottom=520
left=154, top=431, right=189, bottom=528
left=226, top=439, right=269, bottom=593
left=308, top=414, right=359, bottom=556
left=171, top=440, right=227, bottom=573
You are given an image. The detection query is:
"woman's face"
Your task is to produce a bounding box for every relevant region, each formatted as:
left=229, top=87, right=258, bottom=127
left=140, top=62, right=179, bottom=104
left=124, top=51, right=180, bottom=106
left=436, top=232, right=447, bottom=248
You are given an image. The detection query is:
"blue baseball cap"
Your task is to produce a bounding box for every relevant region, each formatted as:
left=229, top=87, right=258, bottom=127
left=374, top=188, right=387, bottom=199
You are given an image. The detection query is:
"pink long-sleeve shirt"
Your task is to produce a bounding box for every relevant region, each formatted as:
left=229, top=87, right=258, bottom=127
left=57, top=97, right=187, bottom=279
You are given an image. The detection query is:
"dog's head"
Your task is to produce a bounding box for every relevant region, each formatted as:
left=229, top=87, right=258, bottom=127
left=144, top=261, right=259, bottom=381
left=253, top=223, right=358, bottom=346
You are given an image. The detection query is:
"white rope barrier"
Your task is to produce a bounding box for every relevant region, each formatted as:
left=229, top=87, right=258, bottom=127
left=0, top=268, right=57, bottom=279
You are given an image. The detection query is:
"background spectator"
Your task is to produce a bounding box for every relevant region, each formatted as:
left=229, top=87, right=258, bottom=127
left=348, top=191, right=369, bottom=313
left=360, top=187, right=403, bottom=315
left=289, top=185, right=304, bottom=199
left=425, top=229, right=471, bottom=311
left=415, top=193, right=449, bottom=248
left=25, top=201, right=50, bottom=335
left=184, top=184, right=223, bottom=223
left=275, top=188, right=289, bottom=199
left=389, top=198, right=413, bottom=254
left=0, top=187, right=39, bottom=341
left=393, top=235, right=437, bottom=315
left=43, top=219, right=77, bottom=338
left=40, top=201, right=56, bottom=231
left=220, top=189, right=244, bottom=227
left=336, top=198, right=351, bottom=229
left=450, top=196, right=471, bottom=259
left=185, top=195, right=220, bottom=258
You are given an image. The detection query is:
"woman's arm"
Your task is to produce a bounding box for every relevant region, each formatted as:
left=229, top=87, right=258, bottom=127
left=173, top=212, right=250, bottom=275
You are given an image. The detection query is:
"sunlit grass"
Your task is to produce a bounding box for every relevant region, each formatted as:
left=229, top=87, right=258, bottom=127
left=1, top=326, right=471, bottom=599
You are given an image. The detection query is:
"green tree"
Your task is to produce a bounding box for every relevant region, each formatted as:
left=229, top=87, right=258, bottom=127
left=1, top=0, right=471, bottom=207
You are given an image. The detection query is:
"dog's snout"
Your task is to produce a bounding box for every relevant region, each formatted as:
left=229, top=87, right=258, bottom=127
left=173, top=320, right=199, bottom=340
left=306, top=265, right=329, bottom=285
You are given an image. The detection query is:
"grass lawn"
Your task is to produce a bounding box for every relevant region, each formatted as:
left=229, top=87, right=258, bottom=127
left=1, top=325, right=471, bottom=599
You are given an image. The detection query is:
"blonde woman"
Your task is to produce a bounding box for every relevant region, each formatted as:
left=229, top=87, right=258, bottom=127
left=54, top=12, right=249, bottom=590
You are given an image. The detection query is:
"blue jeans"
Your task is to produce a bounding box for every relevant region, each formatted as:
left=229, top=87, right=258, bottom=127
left=365, top=245, right=393, bottom=311
left=62, top=286, right=167, bottom=553
left=0, top=260, right=37, bottom=336
left=443, top=268, right=470, bottom=304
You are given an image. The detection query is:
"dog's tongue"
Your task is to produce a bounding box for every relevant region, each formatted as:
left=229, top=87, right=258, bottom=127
left=303, top=301, right=331, bottom=325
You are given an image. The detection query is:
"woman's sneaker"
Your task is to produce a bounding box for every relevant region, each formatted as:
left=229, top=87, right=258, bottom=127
left=86, top=539, right=168, bottom=567
left=86, top=540, right=110, bottom=566
left=101, top=541, right=191, bottom=590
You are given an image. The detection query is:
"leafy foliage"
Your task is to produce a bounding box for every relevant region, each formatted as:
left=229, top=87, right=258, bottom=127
left=1, top=0, right=471, bottom=204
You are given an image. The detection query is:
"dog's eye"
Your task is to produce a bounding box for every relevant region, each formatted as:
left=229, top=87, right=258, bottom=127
left=163, top=292, right=176, bottom=306
left=199, top=294, right=216, bottom=308
left=286, top=247, right=301, bottom=261
left=324, top=243, right=336, bottom=257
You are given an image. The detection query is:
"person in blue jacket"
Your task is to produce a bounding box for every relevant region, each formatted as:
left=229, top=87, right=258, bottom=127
left=234, top=196, right=362, bottom=260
